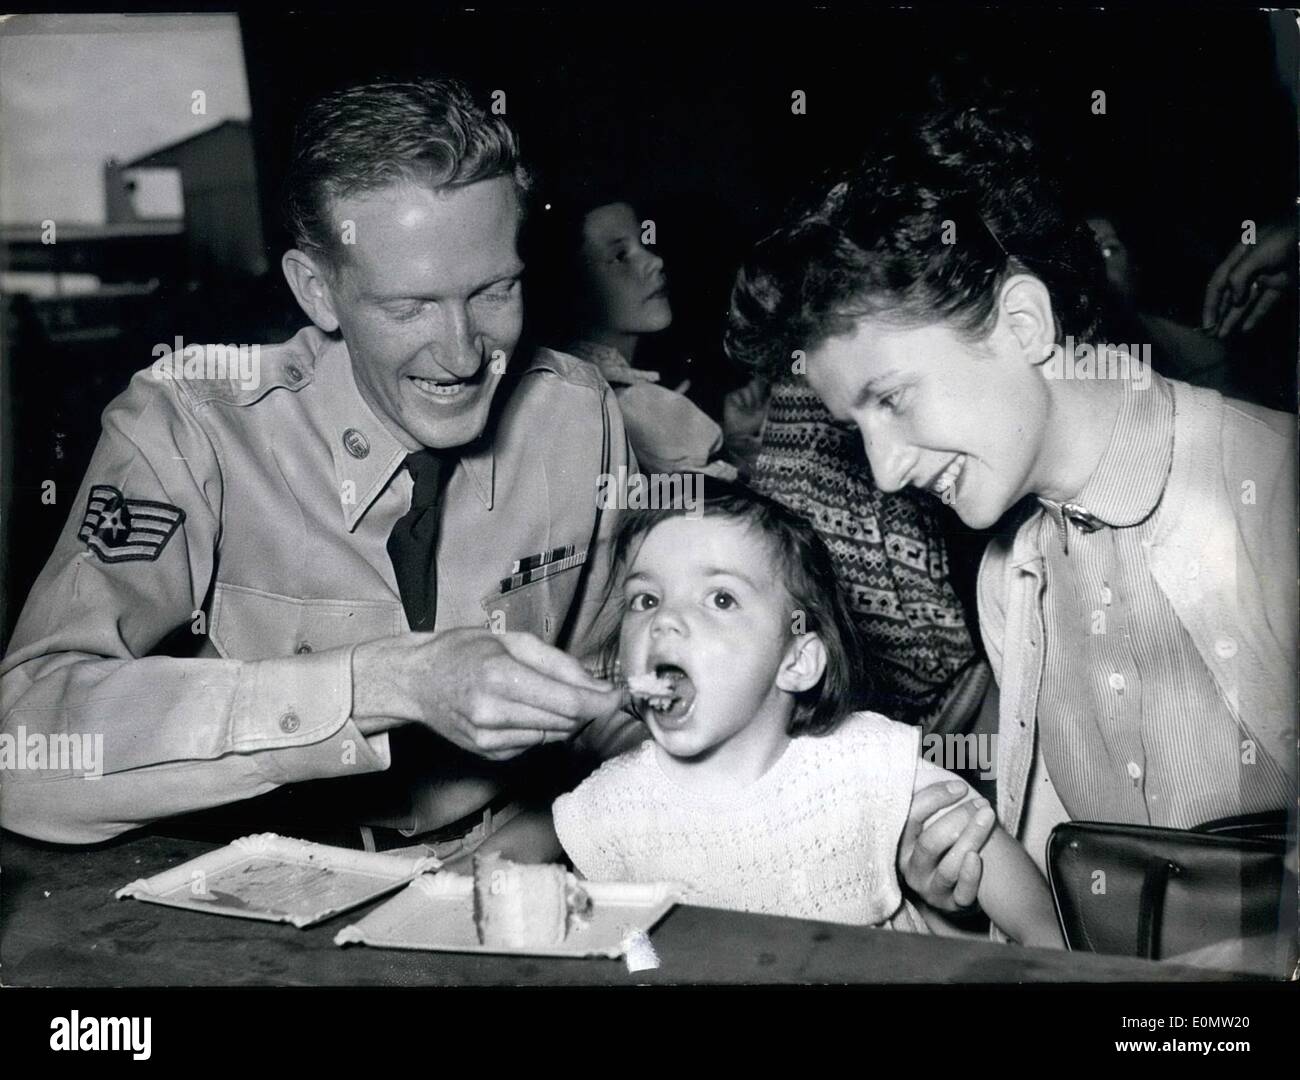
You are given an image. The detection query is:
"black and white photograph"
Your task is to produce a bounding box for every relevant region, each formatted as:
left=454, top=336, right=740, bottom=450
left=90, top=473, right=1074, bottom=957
left=0, top=1, right=1296, bottom=1054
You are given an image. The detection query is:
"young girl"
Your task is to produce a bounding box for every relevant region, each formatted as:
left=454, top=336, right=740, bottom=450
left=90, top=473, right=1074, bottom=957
left=553, top=485, right=1062, bottom=947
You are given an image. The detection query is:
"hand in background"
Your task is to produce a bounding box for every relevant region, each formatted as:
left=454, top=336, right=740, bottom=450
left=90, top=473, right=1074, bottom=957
left=1202, top=220, right=1296, bottom=337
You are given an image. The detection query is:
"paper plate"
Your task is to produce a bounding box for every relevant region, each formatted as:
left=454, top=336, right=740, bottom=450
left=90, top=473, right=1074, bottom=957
left=334, top=872, right=682, bottom=959
left=115, top=833, right=440, bottom=928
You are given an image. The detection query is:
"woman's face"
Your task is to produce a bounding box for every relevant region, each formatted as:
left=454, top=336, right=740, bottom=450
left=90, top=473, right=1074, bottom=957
left=805, top=312, right=1054, bottom=530
left=577, top=202, right=672, bottom=336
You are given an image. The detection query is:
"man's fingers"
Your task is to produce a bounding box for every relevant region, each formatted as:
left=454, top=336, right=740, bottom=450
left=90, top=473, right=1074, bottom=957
left=466, top=696, right=582, bottom=735
left=468, top=718, right=571, bottom=753
left=1203, top=246, right=1246, bottom=327
left=483, top=651, right=622, bottom=724
left=499, top=632, right=610, bottom=690
left=1216, top=300, right=1249, bottom=338
left=1241, top=287, right=1282, bottom=332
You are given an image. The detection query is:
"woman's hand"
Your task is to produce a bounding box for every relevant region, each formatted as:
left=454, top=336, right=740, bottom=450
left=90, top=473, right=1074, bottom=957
left=898, top=780, right=996, bottom=912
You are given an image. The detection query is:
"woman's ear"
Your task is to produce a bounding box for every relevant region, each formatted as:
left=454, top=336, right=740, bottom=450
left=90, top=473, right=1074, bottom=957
left=997, top=273, right=1056, bottom=361
left=776, top=633, right=828, bottom=694
left=282, top=248, right=342, bottom=334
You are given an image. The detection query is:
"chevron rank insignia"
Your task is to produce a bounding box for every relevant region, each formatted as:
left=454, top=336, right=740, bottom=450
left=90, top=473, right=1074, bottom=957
left=78, top=485, right=185, bottom=564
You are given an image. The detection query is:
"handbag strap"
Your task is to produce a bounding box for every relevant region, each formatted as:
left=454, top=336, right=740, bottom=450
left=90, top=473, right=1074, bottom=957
left=1193, top=809, right=1288, bottom=841
left=1135, top=858, right=1181, bottom=960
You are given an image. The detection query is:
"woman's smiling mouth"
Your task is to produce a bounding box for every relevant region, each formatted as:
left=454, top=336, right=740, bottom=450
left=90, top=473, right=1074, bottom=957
left=929, top=453, right=967, bottom=497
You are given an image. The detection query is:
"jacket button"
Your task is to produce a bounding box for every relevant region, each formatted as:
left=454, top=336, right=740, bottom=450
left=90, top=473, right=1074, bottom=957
left=1108, top=672, right=1126, bottom=693
left=1126, top=761, right=1142, bottom=781
left=286, top=365, right=304, bottom=383
left=1100, top=585, right=1112, bottom=605
left=343, top=428, right=370, bottom=459
left=1214, top=636, right=1237, bottom=659
left=295, top=641, right=313, bottom=654
left=279, top=712, right=301, bottom=734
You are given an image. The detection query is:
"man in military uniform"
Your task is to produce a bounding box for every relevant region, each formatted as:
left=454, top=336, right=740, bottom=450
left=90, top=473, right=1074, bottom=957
left=0, top=78, right=638, bottom=857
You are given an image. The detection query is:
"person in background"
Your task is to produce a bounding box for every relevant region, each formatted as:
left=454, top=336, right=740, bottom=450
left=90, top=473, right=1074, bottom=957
left=525, top=186, right=738, bottom=480
left=1085, top=213, right=1233, bottom=394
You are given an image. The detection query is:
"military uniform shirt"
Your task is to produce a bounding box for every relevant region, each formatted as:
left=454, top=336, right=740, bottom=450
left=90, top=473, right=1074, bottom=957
left=0, top=326, right=635, bottom=843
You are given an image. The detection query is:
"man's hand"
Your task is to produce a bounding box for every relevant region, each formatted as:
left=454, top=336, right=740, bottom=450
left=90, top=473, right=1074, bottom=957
left=899, top=780, right=997, bottom=913
left=351, top=628, right=624, bottom=760
left=1202, top=220, right=1296, bottom=337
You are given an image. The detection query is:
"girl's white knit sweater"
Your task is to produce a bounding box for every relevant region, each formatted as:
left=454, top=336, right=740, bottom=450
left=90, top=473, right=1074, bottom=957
left=553, top=711, right=929, bottom=930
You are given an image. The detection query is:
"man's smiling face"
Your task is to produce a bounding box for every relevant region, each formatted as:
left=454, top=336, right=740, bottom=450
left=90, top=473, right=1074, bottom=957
left=322, top=175, right=525, bottom=451
left=804, top=316, right=1053, bottom=529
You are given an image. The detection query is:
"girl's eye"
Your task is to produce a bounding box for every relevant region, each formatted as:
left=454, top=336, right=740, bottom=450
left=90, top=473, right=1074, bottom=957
left=628, top=592, right=658, bottom=612
left=708, top=589, right=737, bottom=611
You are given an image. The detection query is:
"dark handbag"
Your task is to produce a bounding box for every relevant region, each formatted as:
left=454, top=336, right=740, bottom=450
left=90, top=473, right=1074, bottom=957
left=1047, top=811, right=1287, bottom=960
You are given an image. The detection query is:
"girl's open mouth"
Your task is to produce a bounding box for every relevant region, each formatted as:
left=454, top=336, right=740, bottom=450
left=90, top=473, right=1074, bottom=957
left=629, top=663, right=696, bottom=724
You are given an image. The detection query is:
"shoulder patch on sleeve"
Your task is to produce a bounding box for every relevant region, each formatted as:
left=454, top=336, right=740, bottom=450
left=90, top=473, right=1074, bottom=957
left=78, top=485, right=185, bottom=563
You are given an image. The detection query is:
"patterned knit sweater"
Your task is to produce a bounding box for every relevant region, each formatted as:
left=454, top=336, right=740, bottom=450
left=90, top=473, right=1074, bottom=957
left=552, top=712, right=929, bottom=930
left=750, top=379, right=981, bottom=729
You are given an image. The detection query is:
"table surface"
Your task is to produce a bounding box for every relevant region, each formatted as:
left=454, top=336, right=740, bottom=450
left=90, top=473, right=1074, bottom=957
left=1, top=829, right=1237, bottom=986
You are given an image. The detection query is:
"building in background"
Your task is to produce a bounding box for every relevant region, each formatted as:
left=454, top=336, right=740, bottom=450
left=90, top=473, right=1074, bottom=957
left=116, top=119, right=267, bottom=283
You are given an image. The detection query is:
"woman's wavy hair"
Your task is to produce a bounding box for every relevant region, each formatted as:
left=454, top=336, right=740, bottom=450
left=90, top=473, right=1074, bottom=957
left=605, top=481, right=869, bottom=737
left=725, top=91, right=1105, bottom=375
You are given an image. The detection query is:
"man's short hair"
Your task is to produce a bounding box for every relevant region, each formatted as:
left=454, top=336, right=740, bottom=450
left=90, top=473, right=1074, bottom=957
left=283, top=76, right=532, bottom=270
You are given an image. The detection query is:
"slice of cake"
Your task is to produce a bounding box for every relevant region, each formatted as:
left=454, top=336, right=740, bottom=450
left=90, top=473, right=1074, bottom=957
left=472, top=852, right=592, bottom=947
left=626, top=671, right=677, bottom=710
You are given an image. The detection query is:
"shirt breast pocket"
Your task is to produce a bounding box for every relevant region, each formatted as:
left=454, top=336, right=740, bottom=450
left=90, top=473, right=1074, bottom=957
left=480, top=556, right=587, bottom=645
left=209, top=582, right=406, bottom=660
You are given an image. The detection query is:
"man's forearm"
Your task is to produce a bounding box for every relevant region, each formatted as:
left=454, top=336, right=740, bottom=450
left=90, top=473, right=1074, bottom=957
left=0, top=646, right=390, bottom=842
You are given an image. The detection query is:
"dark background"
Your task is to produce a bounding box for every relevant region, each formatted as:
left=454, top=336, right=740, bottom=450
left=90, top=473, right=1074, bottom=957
left=3, top=4, right=1297, bottom=647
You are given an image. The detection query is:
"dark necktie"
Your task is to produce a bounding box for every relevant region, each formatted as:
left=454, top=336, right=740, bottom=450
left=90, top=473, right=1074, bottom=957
left=387, top=450, right=451, bottom=632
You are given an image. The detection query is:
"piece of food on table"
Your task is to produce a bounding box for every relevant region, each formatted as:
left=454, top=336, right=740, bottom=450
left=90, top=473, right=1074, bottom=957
left=471, top=852, right=593, bottom=947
